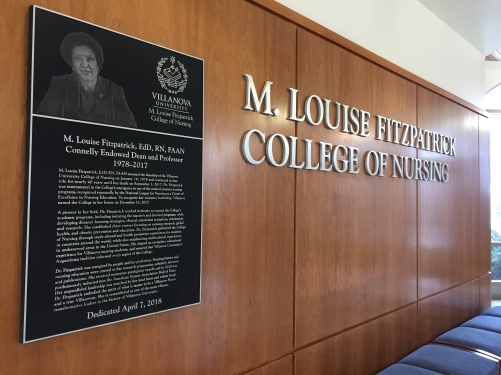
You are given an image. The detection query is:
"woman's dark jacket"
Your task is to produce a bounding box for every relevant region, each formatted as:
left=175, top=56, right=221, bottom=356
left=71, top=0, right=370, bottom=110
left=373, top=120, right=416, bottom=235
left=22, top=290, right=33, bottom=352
left=36, top=73, right=137, bottom=128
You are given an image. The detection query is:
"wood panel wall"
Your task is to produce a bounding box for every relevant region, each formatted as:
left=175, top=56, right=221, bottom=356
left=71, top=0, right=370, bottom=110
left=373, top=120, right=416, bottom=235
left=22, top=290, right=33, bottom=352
left=295, top=29, right=417, bottom=347
left=0, top=1, right=491, bottom=374
left=417, top=88, right=480, bottom=298
left=417, top=279, right=480, bottom=346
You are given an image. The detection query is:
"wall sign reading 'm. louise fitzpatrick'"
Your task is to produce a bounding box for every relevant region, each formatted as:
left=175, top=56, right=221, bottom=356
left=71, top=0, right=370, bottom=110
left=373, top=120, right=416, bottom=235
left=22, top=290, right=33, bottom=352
left=241, top=75, right=455, bottom=182
left=21, top=6, right=203, bottom=343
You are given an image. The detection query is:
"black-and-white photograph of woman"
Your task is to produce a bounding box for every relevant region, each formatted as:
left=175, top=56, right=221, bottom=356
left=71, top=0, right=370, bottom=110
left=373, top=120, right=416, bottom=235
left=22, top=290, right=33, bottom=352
left=36, top=32, right=137, bottom=128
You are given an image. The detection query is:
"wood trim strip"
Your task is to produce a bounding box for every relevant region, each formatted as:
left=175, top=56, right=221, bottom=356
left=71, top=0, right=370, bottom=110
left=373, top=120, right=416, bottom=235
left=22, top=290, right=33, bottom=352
left=248, top=0, right=489, bottom=118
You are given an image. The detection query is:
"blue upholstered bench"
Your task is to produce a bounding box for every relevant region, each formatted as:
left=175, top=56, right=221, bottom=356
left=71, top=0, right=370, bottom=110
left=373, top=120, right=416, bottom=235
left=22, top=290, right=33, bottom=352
left=482, top=306, right=501, bottom=319
left=433, top=327, right=501, bottom=360
left=398, top=344, right=498, bottom=375
left=378, top=309, right=501, bottom=374
left=462, top=315, right=501, bottom=335
left=376, top=363, right=441, bottom=375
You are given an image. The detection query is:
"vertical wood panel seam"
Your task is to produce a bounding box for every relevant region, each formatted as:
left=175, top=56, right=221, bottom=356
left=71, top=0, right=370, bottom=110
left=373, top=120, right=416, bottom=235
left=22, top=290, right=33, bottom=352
left=478, top=115, right=481, bottom=312
left=478, top=114, right=486, bottom=313
left=293, top=25, right=298, bottom=372
left=416, top=85, right=420, bottom=344
left=478, top=114, right=481, bottom=283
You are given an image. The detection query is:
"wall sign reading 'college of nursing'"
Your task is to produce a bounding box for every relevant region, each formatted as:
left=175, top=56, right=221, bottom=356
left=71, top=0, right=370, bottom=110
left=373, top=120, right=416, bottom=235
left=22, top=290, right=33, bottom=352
left=21, top=6, right=204, bottom=343
left=241, top=75, right=456, bottom=182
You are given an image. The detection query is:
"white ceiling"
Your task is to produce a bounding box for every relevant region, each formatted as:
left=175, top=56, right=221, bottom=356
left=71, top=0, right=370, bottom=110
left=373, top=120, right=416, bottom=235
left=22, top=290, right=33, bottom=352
left=418, top=0, right=501, bottom=55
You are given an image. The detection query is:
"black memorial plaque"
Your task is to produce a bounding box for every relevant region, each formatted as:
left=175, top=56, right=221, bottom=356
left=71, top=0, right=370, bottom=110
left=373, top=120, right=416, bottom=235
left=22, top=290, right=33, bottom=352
left=21, top=6, right=203, bottom=342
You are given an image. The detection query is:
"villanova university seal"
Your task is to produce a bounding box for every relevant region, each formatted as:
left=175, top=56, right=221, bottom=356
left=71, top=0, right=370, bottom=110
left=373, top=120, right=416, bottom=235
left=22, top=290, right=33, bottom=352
left=157, top=56, right=188, bottom=94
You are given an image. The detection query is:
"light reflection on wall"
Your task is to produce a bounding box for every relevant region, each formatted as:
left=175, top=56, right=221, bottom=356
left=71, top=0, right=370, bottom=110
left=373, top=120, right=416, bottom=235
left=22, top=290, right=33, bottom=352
left=489, top=115, right=501, bottom=237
